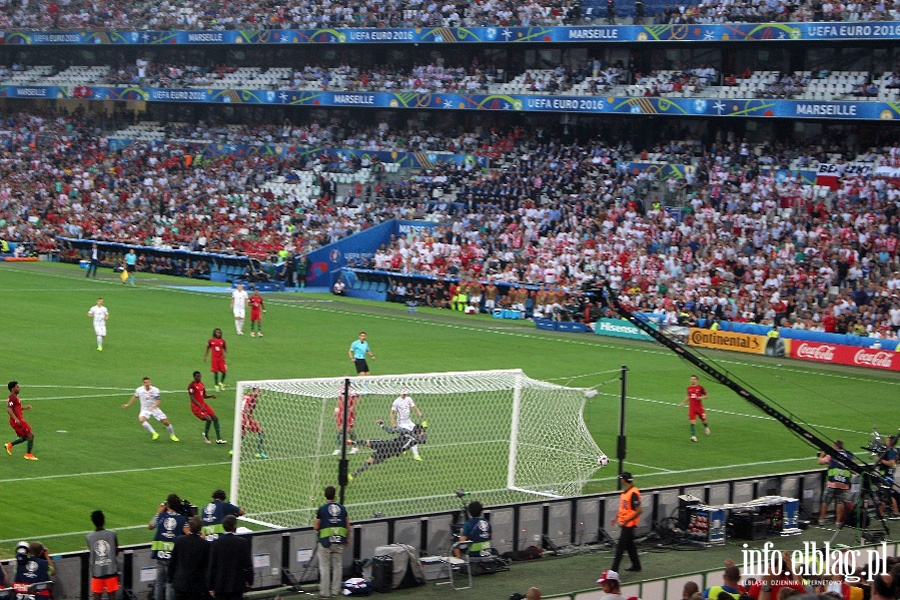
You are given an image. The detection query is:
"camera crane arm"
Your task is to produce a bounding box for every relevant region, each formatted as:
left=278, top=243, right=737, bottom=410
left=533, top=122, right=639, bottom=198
left=606, top=290, right=873, bottom=476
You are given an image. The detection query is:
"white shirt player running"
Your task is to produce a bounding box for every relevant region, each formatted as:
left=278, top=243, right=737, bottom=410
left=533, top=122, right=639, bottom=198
left=134, top=384, right=168, bottom=421
left=391, top=394, right=418, bottom=431
left=88, top=303, right=109, bottom=336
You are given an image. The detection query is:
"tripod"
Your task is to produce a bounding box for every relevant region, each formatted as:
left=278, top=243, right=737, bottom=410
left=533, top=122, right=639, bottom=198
left=830, top=470, right=891, bottom=544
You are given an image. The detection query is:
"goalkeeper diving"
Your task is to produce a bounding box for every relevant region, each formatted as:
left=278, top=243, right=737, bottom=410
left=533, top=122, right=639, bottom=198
left=348, top=420, right=427, bottom=481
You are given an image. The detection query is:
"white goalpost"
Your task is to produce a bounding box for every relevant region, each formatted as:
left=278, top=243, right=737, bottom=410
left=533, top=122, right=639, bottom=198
left=230, top=369, right=607, bottom=528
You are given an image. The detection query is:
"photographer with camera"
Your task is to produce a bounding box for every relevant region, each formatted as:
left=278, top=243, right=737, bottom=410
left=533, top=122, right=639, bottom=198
left=201, top=489, right=245, bottom=541
left=149, top=494, right=191, bottom=600
left=14, top=541, right=54, bottom=599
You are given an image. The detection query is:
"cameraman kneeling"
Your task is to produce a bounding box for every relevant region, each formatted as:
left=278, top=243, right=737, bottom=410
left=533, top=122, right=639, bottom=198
left=148, top=494, right=190, bottom=600
left=457, top=501, right=492, bottom=558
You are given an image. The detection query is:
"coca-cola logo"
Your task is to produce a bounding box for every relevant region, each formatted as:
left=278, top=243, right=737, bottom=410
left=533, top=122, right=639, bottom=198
left=854, top=350, right=894, bottom=368
left=796, top=343, right=836, bottom=361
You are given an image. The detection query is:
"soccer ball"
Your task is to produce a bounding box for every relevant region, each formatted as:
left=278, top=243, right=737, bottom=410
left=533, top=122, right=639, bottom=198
left=597, top=454, right=610, bottom=467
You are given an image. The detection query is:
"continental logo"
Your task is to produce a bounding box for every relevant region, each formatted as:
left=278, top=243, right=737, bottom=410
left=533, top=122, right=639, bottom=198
left=688, top=328, right=764, bottom=354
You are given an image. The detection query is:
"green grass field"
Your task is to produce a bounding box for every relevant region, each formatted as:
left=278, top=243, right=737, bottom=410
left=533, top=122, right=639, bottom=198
left=1, top=260, right=895, bottom=558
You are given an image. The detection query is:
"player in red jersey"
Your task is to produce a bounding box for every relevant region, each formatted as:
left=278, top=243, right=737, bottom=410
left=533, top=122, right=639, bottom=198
left=240, top=387, right=268, bottom=458
left=204, top=328, right=228, bottom=391
left=248, top=288, right=266, bottom=337
left=188, top=371, right=226, bottom=445
left=678, top=375, right=711, bottom=442
left=333, top=380, right=360, bottom=456
left=5, top=381, right=38, bottom=460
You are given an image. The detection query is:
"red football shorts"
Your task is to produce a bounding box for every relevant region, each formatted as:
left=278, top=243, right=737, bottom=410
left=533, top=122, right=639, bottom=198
left=192, top=402, right=214, bottom=420
left=689, top=404, right=706, bottom=421
left=211, top=358, right=227, bottom=373
left=10, top=419, right=31, bottom=437
left=91, top=577, right=119, bottom=595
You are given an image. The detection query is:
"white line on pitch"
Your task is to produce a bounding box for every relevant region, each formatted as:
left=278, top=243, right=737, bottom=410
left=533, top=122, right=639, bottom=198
left=0, top=461, right=231, bottom=484
left=587, top=455, right=816, bottom=483
left=626, top=461, right=673, bottom=473
left=594, top=391, right=870, bottom=436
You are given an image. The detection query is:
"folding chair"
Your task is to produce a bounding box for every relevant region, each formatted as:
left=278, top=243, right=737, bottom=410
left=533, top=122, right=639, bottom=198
left=437, top=541, right=473, bottom=590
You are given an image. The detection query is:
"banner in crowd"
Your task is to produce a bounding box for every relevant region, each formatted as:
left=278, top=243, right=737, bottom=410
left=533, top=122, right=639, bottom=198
left=104, top=139, right=489, bottom=169
left=5, top=22, right=900, bottom=46
left=5, top=85, right=898, bottom=121
left=789, top=341, right=900, bottom=371
left=814, top=162, right=875, bottom=189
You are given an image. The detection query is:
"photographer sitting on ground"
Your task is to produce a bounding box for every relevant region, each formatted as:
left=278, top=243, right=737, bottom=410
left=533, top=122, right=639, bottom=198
left=457, top=501, right=492, bottom=558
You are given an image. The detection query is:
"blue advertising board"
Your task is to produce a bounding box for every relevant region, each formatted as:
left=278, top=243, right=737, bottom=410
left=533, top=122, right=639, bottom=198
left=4, top=85, right=897, bottom=121
left=5, top=22, right=900, bottom=45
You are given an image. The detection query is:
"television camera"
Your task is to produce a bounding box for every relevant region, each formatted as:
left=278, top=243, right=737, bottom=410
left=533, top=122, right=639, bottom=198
left=160, top=497, right=198, bottom=518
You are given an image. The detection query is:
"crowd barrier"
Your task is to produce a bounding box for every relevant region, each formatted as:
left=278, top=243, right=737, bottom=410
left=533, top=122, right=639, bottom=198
left=0, top=469, right=826, bottom=599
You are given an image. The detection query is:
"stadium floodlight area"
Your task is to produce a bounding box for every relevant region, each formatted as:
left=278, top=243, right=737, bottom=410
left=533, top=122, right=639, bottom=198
left=231, top=369, right=605, bottom=528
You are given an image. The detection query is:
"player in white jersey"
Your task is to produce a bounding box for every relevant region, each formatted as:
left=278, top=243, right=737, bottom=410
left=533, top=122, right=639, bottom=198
left=87, top=297, right=109, bottom=351
left=390, top=391, right=425, bottom=460
left=121, top=377, right=178, bottom=441
left=231, top=283, right=249, bottom=335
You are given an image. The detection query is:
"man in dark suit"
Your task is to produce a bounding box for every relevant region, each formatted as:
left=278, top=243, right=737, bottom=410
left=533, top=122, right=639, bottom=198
left=207, top=515, right=253, bottom=600
left=168, top=517, right=210, bottom=600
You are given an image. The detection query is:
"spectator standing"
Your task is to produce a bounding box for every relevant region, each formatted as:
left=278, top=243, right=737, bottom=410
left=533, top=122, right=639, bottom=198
left=168, top=516, right=210, bottom=600
left=313, top=486, right=350, bottom=600
left=86, top=510, right=120, bottom=600
left=207, top=515, right=253, bottom=600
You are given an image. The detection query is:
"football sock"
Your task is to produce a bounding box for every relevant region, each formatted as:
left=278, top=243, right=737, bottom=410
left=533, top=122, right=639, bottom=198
left=11, top=437, right=26, bottom=446
left=354, top=462, right=371, bottom=477
left=205, top=421, right=212, bottom=436
left=220, top=374, right=227, bottom=386
left=96, top=335, right=103, bottom=347
left=213, top=420, right=221, bottom=438
left=214, top=373, right=220, bottom=385
left=257, top=433, right=265, bottom=453
left=142, top=422, right=156, bottom=434
left=166, top=425, right=175, bottom=436
left=690, top=423, right=696, bottom=437
left=26, top=439, right=33, bottom=453
left=411, top=445, right=420, bottom=458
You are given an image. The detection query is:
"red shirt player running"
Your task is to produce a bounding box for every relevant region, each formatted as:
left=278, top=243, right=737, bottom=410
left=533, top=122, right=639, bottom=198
left=189, top=371, right=225, bottom=445
left=678, top=375, right=711, bottom=442
left=241, top=387, right=268, bottom=459
left=204, top=328, right=228, bottom=391
left=333, top=381, right=360, bottom=456
left=248, top=289, right=265, bottom=337
left=5, top=380, right=38, bottom=460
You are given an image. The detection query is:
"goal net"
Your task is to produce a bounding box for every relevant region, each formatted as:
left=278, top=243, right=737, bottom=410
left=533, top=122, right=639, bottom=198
left=230, top=369, right=606, bottom=528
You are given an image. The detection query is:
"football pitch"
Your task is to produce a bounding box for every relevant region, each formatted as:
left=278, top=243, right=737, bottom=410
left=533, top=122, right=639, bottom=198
left=0, top=261, right=895, bottom=558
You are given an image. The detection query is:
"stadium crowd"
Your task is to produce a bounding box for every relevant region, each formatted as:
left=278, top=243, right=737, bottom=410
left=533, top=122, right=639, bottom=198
left=0, top=0, right=896, bottom=30
left=2, top=109, right=900, bottom=337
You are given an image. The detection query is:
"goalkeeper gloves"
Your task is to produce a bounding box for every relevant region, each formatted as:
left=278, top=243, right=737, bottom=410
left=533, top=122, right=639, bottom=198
left=421, top=420, right=428, bottom=428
